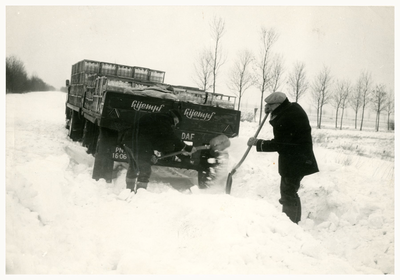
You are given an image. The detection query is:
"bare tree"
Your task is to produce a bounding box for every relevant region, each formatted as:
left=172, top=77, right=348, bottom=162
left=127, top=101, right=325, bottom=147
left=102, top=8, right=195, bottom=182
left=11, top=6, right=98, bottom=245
left=331, top=79, right=345, bottom=129
left=339, top=80, right=352, bottom=130
left=227, top=49, right=254, bottom=111
left=267, top=54, right=285, bottom=94
left=371, top=83, right=387, bottom=132
left=358, top=71, right=373, bottom=131
left=349, top=78, right=363, bottom=129
left=331, top=79, right=351, bottom=129
left=287, top=61, right=308, bottom=102
left=311, top=66, right=333, bottom=129
left=385, top=89, right=394, bottom=130
left=311, top=90, right=321, bottom=128
left=210, top=16, right=226, bottom=94
left=254, top=27, right=279, bottom=124
left=193, top=48, right=213, bottom=91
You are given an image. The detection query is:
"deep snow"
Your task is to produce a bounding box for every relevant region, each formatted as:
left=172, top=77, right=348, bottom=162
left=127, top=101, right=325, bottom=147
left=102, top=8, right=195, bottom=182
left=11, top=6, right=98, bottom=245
left=5, top=91, right=395, bottom=275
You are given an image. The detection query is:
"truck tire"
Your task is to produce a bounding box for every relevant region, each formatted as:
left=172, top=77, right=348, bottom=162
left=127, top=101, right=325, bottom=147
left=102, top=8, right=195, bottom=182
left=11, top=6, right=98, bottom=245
left=197, top=150, right=229, bottom=189
left=198, top=167, right=211, bottom=189
left=82, top=120, right=99, bottom=155
left=65, top=106, right=72, bottom=129
left=68, top=110, right=84, bottom=141
left=197, top=149, right=218, bottom=189
left=92, top=127, right=118, bottom=183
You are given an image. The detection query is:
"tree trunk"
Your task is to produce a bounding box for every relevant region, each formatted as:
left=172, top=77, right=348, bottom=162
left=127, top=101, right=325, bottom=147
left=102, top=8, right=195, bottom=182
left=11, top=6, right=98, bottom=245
left=318, top=104, right=324, bottom=129
left=213, top=42, right=218, bottom=94
left=259, top=90, right=264, bottom=125
left=335, top=106, right=340, bottom=129
left=354, top=109, right=358, bottom=129
left=375, top=111, right=380, bottom=132
left=360, top=105, right=366, bottom=131
left=340, top=107, right=345, bottom=130
left=238, top=95, right=242, bottom=111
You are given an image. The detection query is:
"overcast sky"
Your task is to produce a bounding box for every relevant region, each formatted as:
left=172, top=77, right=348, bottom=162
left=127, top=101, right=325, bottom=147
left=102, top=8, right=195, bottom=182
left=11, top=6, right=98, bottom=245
left=5, top=3, right=395, bottom=110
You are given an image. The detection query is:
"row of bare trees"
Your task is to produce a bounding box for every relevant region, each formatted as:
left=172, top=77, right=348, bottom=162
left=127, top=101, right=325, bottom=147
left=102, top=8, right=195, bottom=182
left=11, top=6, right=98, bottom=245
left=193, top=17, right=394, bottom=131
left=314, top=69, right=394, bottom=131
left=6, top=55, right=54, bottom=93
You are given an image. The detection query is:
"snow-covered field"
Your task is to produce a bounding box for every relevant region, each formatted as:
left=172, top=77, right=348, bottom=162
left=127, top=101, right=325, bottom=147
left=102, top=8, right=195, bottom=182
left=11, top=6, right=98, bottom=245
left=5, top=91, right=395, bottom=275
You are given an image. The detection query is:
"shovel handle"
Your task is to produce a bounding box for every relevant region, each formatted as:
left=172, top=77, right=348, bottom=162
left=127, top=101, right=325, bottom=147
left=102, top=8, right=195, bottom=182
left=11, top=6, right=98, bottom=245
left=253, top=112, right=270, bottom=138
left=231, top=112, right=270, bottom=172
left=157, top=145, right=210, bottom=160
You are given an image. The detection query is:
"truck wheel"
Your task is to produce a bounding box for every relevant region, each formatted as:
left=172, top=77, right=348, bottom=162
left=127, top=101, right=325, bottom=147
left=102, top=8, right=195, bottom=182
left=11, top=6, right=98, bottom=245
left=82, top=120, right=99, bottom=155
left=197, top=150, right=229, bottom=189
left=197, top=149, right=218, bottom=189
left=68, top=110, right=84, bottom=141
left=92, top=127, right=118, bottom=183
left=198, top=167, right=210, bottom=189
left=65, top=107, right=72, bottom=129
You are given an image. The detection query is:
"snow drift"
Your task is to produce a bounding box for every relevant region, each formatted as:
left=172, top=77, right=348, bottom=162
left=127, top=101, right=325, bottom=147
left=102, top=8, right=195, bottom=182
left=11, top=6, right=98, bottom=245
left=5, top=91, right=394, bottom=274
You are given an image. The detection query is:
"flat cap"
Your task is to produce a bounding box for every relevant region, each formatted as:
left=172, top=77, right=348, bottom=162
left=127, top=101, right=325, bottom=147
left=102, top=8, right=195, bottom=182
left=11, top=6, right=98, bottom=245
left=264, top=92, right=287, bottom=104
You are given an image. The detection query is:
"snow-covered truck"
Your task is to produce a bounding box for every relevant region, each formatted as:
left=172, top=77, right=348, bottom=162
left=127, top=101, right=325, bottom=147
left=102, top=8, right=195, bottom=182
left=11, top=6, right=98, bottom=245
left=65, top=59, right=241, bottom=188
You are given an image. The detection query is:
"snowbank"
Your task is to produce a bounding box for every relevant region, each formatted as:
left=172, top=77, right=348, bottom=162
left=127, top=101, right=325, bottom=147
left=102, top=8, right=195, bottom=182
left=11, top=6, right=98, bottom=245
left=5, top=91, right=394, bottom=274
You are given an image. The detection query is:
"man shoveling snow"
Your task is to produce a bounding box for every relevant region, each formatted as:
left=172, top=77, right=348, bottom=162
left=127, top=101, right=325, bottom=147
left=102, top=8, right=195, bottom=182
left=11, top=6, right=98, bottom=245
left=247, top=92, right=319, bottom=224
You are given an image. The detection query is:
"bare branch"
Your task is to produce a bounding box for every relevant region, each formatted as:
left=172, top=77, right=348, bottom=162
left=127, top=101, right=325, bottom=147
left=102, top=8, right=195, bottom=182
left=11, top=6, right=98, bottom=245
left=371, top=83, right=387, bottom=131
left=267, top=54, right=285, bottom=94
left=311, top=65, right=333, bottom=128
left=210, top=16, right=226, bottom=93
left=227, top=49, right=255, bottom=110
left=254, top=27, right=279, bottom=123
left=287, top=61, right=308, bottom=102
left=358, top=70, right=373, bottom=131
left=193, top=48, right=213, bottom=91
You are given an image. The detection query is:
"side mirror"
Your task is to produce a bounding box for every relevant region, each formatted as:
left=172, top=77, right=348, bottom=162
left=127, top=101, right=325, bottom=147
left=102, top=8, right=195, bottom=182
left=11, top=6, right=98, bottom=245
left=66, top=79, right=70, bottom=86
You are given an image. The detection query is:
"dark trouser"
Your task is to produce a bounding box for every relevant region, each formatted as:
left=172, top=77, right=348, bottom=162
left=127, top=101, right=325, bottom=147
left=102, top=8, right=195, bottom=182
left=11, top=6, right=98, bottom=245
left=124, top=140, right=153, bottom=191
left=279, top=176, right=303, bottom=224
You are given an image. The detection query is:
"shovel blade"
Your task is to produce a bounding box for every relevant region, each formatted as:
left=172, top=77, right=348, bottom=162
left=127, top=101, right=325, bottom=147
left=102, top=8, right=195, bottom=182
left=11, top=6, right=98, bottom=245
left=225, top=172, right=233, bottom=194
left=209, top=134, right=230, bottom=152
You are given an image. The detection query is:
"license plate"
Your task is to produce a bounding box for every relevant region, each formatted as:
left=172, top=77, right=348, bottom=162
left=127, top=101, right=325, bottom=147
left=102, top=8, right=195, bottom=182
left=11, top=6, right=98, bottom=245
left=112, top=146, right=128, bottom=162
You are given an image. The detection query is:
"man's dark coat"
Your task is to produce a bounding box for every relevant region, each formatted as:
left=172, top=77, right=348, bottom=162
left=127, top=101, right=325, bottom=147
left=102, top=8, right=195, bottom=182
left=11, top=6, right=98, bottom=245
left=256, top=99, right=319, bottom=178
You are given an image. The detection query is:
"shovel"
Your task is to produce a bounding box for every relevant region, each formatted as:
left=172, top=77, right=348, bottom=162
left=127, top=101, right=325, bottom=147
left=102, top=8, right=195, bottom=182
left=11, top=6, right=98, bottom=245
left=152, top=134, right=230, bottom=163
left=225, top=112, right=270, bottom=194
